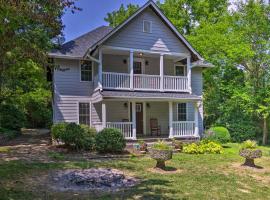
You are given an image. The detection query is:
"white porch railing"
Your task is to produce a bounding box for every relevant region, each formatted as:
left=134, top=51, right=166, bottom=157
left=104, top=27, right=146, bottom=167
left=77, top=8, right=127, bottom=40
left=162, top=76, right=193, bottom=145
left=106, top=122, right=133, bottom=139
left=102, top=72, right=130, bottom=89
left=101, top=72, right=189, bottom=92
left=164, top=76, right=188, bottom=91
left=172, top=121, right=195, bottom=137
left=134, top=74, right=160, bottom=90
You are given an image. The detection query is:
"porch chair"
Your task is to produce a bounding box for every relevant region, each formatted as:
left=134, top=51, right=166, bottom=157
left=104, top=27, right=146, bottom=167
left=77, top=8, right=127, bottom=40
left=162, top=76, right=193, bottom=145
left=150, top=118, right=161, bottom=136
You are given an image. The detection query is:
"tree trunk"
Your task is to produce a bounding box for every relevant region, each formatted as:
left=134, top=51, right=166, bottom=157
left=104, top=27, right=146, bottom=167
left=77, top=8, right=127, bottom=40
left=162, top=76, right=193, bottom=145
left=262, top=117, right=268, bottom=145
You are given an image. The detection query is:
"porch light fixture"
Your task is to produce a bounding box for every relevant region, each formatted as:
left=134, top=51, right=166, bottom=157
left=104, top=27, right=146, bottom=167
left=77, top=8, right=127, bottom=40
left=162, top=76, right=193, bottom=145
left=123, top=59, right=127, bottom=64
left=139, top=52, right=143, bottom=57
left=146, top=103, right=150, bottom=108
left=145, top=60, right=149, bottom=66
left=124, top=102, right=128, bottom=108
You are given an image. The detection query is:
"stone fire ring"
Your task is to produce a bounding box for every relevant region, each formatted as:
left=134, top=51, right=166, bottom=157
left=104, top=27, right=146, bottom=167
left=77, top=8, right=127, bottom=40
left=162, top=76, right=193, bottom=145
left=48, top=168, right=139, bottom=192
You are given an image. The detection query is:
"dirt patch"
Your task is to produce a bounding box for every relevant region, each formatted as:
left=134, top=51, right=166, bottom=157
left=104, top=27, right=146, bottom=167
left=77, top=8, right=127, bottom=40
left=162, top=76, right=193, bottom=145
left=147, top=167, right=183, bottom=174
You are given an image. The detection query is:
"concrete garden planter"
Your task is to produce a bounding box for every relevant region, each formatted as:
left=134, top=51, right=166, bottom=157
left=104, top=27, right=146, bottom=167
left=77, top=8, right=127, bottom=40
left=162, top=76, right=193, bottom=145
left=239, top=149, right=262, bottom=167
left=149, top=149, right=173, bottom=169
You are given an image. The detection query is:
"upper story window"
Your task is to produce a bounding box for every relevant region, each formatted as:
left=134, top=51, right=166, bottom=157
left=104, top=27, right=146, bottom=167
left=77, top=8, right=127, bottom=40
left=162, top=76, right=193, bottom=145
left=80, top=60, right=92, bottom=81
left=143, top=20, right=152, bottom=33
left=175, top=64, right=187, bottom=76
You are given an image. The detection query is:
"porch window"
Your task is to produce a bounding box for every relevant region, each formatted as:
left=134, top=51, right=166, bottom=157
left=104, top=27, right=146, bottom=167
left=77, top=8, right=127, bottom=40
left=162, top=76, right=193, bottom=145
left=80, top=60, right=92, bottom=81
left=175, top=65, right=186, bottom=76
left=177, top=103, right=187, bottom=121
left=79, top=102, right=90, bottom=125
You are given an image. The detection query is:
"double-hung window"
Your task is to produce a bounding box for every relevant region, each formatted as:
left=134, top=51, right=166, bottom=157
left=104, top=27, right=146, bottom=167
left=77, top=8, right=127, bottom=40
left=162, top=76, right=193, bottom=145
left=80, top=60, right=92, bottom=81
left=175, top=64, right=186, bottom=76
left=177, top=103, right=187, bottom=121
left=79, top=102, right=90, bottom=125
left=143, top=20, right=152, bottom=33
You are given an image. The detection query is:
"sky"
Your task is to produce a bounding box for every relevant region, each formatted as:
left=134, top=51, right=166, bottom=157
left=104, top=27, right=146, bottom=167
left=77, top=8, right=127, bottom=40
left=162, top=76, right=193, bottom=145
left=62, top=0, right=155, bottom=42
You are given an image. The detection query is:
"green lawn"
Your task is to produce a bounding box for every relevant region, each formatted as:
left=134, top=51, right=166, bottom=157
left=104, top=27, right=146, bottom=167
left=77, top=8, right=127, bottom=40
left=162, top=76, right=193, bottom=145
left=0, top=143, right=270, bottom=200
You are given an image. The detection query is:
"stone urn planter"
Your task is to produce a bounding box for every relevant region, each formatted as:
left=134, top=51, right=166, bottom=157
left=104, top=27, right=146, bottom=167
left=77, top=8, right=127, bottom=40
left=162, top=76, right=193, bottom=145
left=239, top=149, right=262, bottom=167
left=149, top=148, right=173, bottom=169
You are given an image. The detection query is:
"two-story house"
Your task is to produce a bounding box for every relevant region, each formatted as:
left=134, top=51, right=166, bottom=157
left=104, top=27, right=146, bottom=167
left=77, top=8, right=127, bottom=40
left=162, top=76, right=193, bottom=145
left=49, top=0, right=212, bottom=140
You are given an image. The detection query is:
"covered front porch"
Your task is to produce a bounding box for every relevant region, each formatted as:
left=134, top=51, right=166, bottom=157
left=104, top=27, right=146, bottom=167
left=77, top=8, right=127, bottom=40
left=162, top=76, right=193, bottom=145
left=93, top=95, right=202, bottom=140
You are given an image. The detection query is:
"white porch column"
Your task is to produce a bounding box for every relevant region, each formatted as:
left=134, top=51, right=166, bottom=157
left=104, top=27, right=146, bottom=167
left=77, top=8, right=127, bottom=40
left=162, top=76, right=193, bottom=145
left=129, top=50, right=134, bottom=90
left=98, top=49, right=103, bottom=89
left=194, top=102, right=199, bottom=137
left=187, top=56, right=192, bottom=93
left=143, top=102, right=146, bottom=135
left=131, top=101, right=136, bottom=139
left=169, top=101, right=173, bottom=138
left=102, top=102, right=106, bottom=128
left=160, top=54, right=164, bottom=91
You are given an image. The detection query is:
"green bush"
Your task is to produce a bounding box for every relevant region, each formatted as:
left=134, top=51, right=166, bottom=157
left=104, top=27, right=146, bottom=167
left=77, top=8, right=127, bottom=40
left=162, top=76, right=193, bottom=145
left=227, top=122, right=257, bottom=142
left=152, top=140, right=172, bottom=150
left=22, top=89, right=52, bottom=128
left=183, top=140, right=223, bottom=154
left=51, top=123, right=96, bottom=150
left=0, top=103, right=25, bottom=131
left=205, top=126, right=231, bottom=144
left=95, top=128, right=126, bottom=153
left=241, top=140, right=257, bottom=149
left=0, top=127, right=19, bottom=139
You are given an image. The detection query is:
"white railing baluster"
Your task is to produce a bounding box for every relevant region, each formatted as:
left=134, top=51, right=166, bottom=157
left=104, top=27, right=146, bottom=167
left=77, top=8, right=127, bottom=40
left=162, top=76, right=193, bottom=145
left=106, top=122, right=133, bottom=139
left=172, top=121, right=195, bottom=137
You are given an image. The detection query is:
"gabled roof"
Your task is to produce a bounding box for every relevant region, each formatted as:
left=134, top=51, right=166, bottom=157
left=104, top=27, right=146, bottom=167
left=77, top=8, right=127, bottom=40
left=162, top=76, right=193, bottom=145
left=49, top=26, right=113, bottom=59
left=50, top=0, right=203, bottom=61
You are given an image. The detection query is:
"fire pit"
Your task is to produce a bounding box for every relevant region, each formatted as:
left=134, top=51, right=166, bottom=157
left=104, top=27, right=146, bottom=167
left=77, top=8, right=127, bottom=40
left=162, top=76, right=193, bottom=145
left=49, top=168, right=139, bottom=192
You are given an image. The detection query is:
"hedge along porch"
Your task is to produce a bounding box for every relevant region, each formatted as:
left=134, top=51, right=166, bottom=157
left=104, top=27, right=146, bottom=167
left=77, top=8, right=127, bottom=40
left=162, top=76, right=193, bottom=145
left=92, top=99, right=202, bottom=140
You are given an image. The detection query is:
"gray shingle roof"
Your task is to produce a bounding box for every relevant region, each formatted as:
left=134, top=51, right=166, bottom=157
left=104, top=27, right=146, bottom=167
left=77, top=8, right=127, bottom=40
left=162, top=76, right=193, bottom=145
left=50, top=26, right=113, bottom=58
left=101, top=90, right=201, bottom=100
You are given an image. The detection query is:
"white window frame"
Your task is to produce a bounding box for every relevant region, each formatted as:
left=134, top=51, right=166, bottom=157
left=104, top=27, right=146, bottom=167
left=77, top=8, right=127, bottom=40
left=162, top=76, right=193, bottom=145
left=177, top=103, right=188, bottom=121
left=77, top=101, right=91, bottom=126
left=174, top=64, right=187, bottom=77
left=127, top=57, right=145, bottom=74
left=143, top=20, right=152, bottom=33
left=79, top=60, right=93, bottom=82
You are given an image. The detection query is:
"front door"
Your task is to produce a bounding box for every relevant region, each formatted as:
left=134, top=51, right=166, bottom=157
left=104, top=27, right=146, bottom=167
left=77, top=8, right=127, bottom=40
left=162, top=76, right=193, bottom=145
left=136, top=103, right=143, bottom=135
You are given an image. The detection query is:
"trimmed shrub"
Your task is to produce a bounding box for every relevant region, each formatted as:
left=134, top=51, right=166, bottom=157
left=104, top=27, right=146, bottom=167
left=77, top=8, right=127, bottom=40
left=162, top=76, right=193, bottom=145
left=0, top=127, right=19, bottom=140
left=183, top=140, right=223, bottom=154
left=51, top=123, right=96, bottom=150
left=227, top=122, right=257, bottom=142
left=95, top=128, right=126, bottom=153
left=205, top=126, right=231, bottom=144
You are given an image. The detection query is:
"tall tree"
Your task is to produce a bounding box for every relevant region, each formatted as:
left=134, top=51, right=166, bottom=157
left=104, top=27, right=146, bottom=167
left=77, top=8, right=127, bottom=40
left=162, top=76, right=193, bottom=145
left=0, top=0, right=80, bottom=130
left=104, top=4, right=139, bottom=27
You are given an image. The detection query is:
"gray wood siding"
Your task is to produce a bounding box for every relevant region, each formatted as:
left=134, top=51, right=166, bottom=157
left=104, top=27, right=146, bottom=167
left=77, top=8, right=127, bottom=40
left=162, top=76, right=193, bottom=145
left=105, top=8, right=190, bottom=54
left=105, top=101, right=129, bottom=122
left=191, top=68, right=203, bottom=96
left=54, top=94, right=91, bottom=123
left=54, top=58, right=93, bottom=96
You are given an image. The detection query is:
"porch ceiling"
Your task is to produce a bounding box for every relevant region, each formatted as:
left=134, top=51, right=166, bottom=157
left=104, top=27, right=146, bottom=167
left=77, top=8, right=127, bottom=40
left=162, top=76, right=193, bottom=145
left=101, top=90, right=201, bottom=101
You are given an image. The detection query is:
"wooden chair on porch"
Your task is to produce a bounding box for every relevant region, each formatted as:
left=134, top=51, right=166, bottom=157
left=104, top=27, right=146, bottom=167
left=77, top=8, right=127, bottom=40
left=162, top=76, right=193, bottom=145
left=150, top=118, right=161, bottom=136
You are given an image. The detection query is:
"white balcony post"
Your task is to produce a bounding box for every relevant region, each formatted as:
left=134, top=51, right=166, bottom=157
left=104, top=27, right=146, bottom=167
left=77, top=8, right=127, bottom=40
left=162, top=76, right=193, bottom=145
left=160, top=54, right=164, bottom=91
left=169, top=101, right=173, bottom=138
left=102, top=102, right=106, bottom=128
left=143, top=102, right=146, bottom=135
left=194, top=102, right=199, bottom=137
left=131, top=101, right=136, bottom=139
left=187, top=56, right=192, bottom=93
left=129, top=50, right=134, bottom=90
left=98, top=49, right=103, bottom=89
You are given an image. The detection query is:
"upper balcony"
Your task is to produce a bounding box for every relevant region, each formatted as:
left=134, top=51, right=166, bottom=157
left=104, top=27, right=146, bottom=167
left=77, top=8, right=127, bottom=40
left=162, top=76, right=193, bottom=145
left=94, top=46, right=192, bottom=93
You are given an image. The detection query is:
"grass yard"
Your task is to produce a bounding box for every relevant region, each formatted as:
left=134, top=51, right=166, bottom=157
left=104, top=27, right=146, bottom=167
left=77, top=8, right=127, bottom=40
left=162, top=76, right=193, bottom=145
left=1, top=139, right=270, bottom=200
